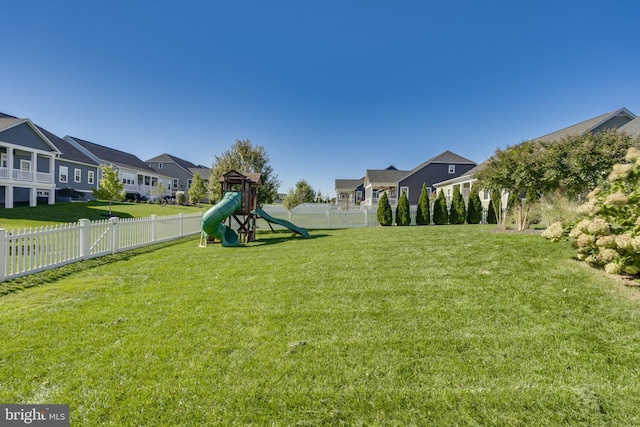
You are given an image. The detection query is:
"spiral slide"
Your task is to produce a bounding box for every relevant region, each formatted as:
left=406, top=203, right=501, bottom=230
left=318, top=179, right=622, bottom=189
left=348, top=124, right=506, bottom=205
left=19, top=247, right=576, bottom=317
left=201, top=191, right=242, bottom=247
left=252, top=208, right=310, bottom=239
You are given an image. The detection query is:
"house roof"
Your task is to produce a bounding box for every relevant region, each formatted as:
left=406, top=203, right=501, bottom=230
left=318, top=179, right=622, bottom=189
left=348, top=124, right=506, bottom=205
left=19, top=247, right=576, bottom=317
left=531, top=107, right=636, bottom=142
left=433, top=161, right=486, bottom=187
left=409, top=150, right=476, bottom=173
left=365, top=169, right=412, bottom=185
left=37, top=126, right=98, bottom=166
left=619, top=116, right=640, bottom=137
left=0, top=114, right=24, bottom=132
left=335, top=178, right=364, bottom=190
left=0, top=112, right=62, bottom=154
left=67, top=136, right=156, bottom=172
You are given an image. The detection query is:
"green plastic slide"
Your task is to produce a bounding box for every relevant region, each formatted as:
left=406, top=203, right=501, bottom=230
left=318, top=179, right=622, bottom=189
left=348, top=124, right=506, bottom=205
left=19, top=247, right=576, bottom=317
left=201, top=191, right=242, bottom=247
left=252, top=208, right=310, bottom=239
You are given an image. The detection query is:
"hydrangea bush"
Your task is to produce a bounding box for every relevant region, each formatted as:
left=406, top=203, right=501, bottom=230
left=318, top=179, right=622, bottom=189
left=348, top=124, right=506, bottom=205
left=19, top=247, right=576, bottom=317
left=542, top=147, right=640, bottom=276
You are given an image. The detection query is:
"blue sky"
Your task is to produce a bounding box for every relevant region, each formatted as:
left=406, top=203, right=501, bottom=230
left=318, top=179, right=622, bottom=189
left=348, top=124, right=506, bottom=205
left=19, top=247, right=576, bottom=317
left=2, top=1, right=640, bottom=197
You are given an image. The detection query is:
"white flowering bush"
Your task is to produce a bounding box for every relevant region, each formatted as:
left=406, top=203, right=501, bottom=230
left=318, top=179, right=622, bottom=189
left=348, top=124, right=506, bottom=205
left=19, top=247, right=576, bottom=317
left=542, top=146, right=640, bottom=276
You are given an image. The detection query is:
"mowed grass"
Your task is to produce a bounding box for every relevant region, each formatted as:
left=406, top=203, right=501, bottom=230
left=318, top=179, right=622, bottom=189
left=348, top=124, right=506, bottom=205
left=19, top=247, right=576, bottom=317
left=0, top=201, right=205, bottom=230
left=1, top=225, right=640, bottom=425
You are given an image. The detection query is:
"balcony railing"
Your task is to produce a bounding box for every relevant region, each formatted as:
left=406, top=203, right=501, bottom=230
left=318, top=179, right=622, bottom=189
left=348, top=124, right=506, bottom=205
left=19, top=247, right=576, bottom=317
left=0, top=167, right=53, bottom=184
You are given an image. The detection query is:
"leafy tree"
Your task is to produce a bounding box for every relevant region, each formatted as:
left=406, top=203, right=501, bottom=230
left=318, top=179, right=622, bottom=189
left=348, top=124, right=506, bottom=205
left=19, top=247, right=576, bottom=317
left=92, top=164, right=125, bottom=215
left=466, top=188, right=483, bottom=224
left=151, top=181, right=168, bottom=203
left=208, top=139, right=280, bottom=205
left=188, top=173, right=207, bottom=205
left=395, top=190, right=411, bottom=226
left=376, top=192, right=393, bottom=226
left=416, top=183, right=430, bottom=225
left=475, top=141, right=549, bottom=231
left=541, top=130, right=639, bottom=199
left=432, top=189, right=448, bottom=225
left=449, top=186, right=467, bottom=224
left=283, top=179, right=315, bottom=211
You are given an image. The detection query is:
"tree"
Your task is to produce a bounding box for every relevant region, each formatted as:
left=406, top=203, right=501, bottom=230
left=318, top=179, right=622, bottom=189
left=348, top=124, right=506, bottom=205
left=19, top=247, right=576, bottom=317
left=92, top=164, right=125, bottom=215
left=541, top=130, right=639, bottom=198
left=466, top=188, right=483, bottom=224
left=188, top=173, right=207, bottom=205
left=208, top=139, right=280, bottom=205
left=432, top=189, right=448, bottom=225
left=283, top=179, right=315, bottom=211
left=376, top=192, right=393, bottom=226
left=416, top=183, right=430, bottom=225
left=151, top=181, right=168, bottom=203
left=449, top=186, right=467, bottom=224
left=395, top=190, right=411, bottom=226
left=475, top=141, right=549, bottom=231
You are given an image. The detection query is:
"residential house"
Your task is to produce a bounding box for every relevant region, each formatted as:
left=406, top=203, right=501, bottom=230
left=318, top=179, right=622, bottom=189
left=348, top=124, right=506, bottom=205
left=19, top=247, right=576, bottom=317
left=334, top=178, right=364, bottom=205
left=361, top=151, right=477, bottom=206
left=36, top=127, right=99, bottom=201
left=146, top=153, right=210, bottom=197
left=64, top=136, right=172, bottom=200
left=0, top=113, right=59, bottom=208
left=433, top=107, right=638, bottom=212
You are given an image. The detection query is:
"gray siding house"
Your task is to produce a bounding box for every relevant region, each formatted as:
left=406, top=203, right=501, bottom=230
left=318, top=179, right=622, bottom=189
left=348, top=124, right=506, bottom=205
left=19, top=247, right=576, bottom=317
left=64, top=136, right=172, bottom=200
left=36, top=127, right=99, bottom=201
left=146, top=153, right=209, bottom=197
left=361, top=151, right=476, bottom=206
left=0, top=113, right=59, bottom=208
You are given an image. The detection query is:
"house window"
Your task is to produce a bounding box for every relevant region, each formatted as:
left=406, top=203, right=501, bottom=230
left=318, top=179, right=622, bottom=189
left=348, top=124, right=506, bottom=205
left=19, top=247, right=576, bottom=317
left=400, top=186, right=409, bottom=200
left=158, top=163, right=163, bottom=169
left=20, top=159, right=31, bottom=171
left=122, top=172, right=136, bottom=185
left=88, top=171, right=95, bottom=185
left=482, top=190, right=490, bottom=201
left=173, top=178, right=178, bottom=189
left=448, top=165, right=456, bottom=174
left=372, top=190, right=379, bottom=199
left=187, top=179, right=192, bottom=188
left=1, top=153, right=6, bottom=168
left=74, top=168, right=81, bottom=183
left=59, top=165, right=68, bottom=183
left=355, top=190, right=363, bottom=201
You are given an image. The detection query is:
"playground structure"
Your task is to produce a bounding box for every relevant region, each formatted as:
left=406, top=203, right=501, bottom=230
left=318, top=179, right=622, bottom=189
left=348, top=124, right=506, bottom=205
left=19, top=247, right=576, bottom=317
left=200, top=170, right=309, bottom=247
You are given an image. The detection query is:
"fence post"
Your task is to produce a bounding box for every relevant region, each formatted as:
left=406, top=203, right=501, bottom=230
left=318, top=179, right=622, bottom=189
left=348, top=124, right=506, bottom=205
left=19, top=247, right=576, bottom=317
left=79, top=219, right=91, bottom=260
left=110, top=217, right=119, bottom=254
left=326, top=210, right=330, bottom=227
left=0, top=229, right=6, bottom=282
left=151, top=215, right=157, bottom=243
left=179, top=213, right=184, bottom=237
left=364, top=208, right=368, bottom=227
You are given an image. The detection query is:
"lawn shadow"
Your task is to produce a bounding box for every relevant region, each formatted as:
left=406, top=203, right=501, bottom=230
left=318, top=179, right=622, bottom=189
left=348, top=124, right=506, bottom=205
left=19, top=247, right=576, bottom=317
left=251, top=230, right=329, bottom=246
left=0, top=236, right=193, bottom=297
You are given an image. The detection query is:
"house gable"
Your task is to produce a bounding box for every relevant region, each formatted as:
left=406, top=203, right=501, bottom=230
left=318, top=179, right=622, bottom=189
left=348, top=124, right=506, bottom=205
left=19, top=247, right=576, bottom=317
left=532, top=108, right=636, bottom=142
left=0, top=120, right=58, bottom=153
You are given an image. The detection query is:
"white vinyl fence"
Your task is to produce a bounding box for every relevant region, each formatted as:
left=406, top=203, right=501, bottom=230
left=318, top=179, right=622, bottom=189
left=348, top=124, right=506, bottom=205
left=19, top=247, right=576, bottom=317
left=0, top=213, right=202, bottom=283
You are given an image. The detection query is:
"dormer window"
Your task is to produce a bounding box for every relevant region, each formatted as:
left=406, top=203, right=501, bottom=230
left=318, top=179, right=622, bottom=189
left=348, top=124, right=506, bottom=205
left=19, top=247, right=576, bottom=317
left=448, top=165, right=455, bottom=174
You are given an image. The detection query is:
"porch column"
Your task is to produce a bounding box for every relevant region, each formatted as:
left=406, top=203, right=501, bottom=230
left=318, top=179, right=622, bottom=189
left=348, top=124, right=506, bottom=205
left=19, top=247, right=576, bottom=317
left=6, top=186, right=13, bottom=209
left=49, top=156, right=56, bottom=184
left=7, top=149, right=13, bottom=180
left=48, top=188, right=55, bottom=205
left=30, top=188, right=37, bottom=207
left=31, top=152, right=36, bottom=182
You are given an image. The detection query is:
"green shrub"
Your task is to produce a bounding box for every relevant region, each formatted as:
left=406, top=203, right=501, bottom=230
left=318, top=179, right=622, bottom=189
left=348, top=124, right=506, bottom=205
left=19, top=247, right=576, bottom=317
left=449, top=187, right=466, bottom=224
left=377, top=192, right=393, bottom=226
left=176, top=191, right=187, bottom=206
left=395, top=190, right=411, bottom=226
left=416, top=183, right=430, bottom=225
left=543, top=146, right=640, bottom=276
left=433, top=190, right=448, bottom=225
left=466, top=189, right=483, bottom=224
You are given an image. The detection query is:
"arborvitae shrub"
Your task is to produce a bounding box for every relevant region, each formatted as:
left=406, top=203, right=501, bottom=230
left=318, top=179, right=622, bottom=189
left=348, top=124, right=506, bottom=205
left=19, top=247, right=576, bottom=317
left=449, top=186, right=467, bottom=224
left=416, top=183, right=430, bottom=225
left=433, top=190, right=448, bottom=225
left=377, top=192, right=393, bottom=226
left=395, top=190, right=411, bottom=226
left=467, top=189, right=483, bottom=224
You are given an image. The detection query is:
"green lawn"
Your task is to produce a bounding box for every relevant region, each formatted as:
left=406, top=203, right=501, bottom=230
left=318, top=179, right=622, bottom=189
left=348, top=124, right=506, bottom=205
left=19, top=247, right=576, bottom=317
left=0, top=201, right=206, bottom=230
left=1, top=225, right=640, bottom=425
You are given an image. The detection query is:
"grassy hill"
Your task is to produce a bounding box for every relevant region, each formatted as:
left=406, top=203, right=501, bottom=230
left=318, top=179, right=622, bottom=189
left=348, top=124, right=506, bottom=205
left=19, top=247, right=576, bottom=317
left=1, top=225, right=639, bottom=425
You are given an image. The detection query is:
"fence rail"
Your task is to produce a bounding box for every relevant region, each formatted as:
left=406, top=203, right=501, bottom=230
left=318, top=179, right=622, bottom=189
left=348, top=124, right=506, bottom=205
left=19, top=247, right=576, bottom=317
left=0, top=213, right=203, bottom=283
